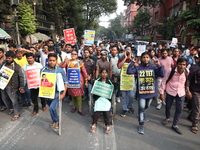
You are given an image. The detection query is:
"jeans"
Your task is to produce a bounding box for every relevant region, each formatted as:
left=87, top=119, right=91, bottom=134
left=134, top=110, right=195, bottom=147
left=165, top=93, right=185, bottom=126
left=121, top=81, right=136, bottom=111
left=46, top=97, right=59, bottom=123
left=84, top=83, right=92, bottom=101
left=1, top=86, right=20, bottom=115
left=138, top=98, right=152, bottom=125
left=20, top=84, right=31, bottom=104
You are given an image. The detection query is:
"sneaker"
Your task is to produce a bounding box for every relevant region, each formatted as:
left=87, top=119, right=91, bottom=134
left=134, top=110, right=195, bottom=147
left=162, top=119, right=170, bottom=125
left=144, top=118, right=149, bottom=122
left=128, top=108, right=135, bottom=114
left=171, top=125, right=182, bottom=135
left=116, top=97, right=120, bottom=103
left=138, top=125, right=144, bottom=134
left=22, top=103, right=27, bottom=108
left=121, top=110, right=128, bottom=117
left=27, top=103, right=31, bottom=107
left=78, top=110, right=86, bottom=116
left=156, top=103, right=162, bottom=110
left=71, top=107, right=76, bottom=113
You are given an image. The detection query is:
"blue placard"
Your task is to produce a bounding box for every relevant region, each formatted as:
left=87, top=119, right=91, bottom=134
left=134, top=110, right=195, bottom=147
left=67, top=68, right=80, bottom=88
left=84, top=30, right=95, bottom=46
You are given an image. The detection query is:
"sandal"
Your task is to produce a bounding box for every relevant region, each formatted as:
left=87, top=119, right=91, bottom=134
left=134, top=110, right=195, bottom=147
left=42, top=107, right=48, bottom=112
left=8, top=109, right=14, bottom=115
left=191, top=126, right=198, bottom=134
left=50, top=122, right=56, bottom=128
left=30, top=111, right=37, bottom=116
left=105, top=126, right=111, bottom=134
left=90, top=125, right=96, bottom=133
left=11, top=114, right=20, bottom=121
left=0, top=106, right=7, bottom=111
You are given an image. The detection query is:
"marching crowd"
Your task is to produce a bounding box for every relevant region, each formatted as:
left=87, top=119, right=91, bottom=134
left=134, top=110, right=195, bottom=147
left=0, top=38, right=199, bottom=135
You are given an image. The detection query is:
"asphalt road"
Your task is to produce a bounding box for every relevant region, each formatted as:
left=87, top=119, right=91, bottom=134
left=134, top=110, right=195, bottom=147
left=0, top=98, right=200, bottom=150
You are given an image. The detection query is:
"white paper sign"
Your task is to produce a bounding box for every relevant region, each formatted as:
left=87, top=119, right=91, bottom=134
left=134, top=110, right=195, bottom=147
left=137, top=45, right=146, bottom=56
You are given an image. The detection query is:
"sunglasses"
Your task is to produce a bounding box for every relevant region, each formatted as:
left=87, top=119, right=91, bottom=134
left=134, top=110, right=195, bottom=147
left=71, top=53, right=77, bottom=55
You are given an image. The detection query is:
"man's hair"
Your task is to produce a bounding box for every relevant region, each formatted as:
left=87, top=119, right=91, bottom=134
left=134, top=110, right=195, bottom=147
left=48, top=53, right=57, bottom=59
left=8, top=43, right=16, bottom=48
left=66, top=44, right=72, bottom=48
left=5, top=51, right=15, bottom=58
left=0, top=48, right=4, bottom=53
left=177, top=57, right=187, bottom=64
left=48, top=39, right=54, bottom=44
left=141, top=52, right=150, bottom=58
left=25, top=53, right=35, bottom=58
left=111, top=45, right=119, bottom=51
left=161, top=49, right=168, bottom=53
left=21, top=44, right=30, bottom=50
left=48, top=46, right=54, bottom=52
left=84, top=49, right=90, bottom=53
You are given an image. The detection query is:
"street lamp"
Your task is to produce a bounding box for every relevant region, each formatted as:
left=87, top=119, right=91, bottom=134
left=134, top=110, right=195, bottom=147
left=33, top=1, right=36, bottom=16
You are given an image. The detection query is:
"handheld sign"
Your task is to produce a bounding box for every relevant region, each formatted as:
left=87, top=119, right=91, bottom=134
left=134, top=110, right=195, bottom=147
left=0, top=66, right=14, bottom=90
left=67, top=68, right=80, bottom=88
left=137, top=45, right=146, bottom=56
left=138, top=70, right=155, bottom=94
left=63, top=28, right=76, bottom=45
left=84, top=30, right=95, bottom=46
left=26, top=69, right=40, bottom=89
left=91, top=81, right=114, bottom=99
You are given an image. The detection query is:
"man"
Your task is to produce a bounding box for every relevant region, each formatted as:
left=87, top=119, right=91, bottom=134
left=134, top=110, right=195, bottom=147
left=118, top=46, right=136, bottom=117
left=156, top=44, right=163, bottom=58
left=99, top=43, right=105, bottom=50
left=41, top=53, right=68, bottom=129
left=117, top=41, right=124, bottom=51
left=38, top=45, right=49, bottom=67
left=185, top=47, right=198, bottom=66
left=96, top=50, right=112, bottom=79
left=172, top=48, right=180, bottom=67
left=14, top=49, right=28, bottom=67
left=8, top=43, right=16, bottom=53
left=181, top=46, right=190, bottom=57
left=157, top=49, right=174, bottom=110
left=160, top=57, right=188, bottom=135
left=109, top=46, right=121, bottom=103
left=0, top=51, right=25, bottom=121
left=22, top=53, right=47, bottom=116
left=186, top=51, right=200, bottom=134
left=83, top=49, right=95, bottom=102
left=92, top=47, right=101, bottom=62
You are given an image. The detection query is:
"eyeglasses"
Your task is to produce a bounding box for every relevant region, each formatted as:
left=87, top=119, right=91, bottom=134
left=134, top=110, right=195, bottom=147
left=71, top=53, right=77, bottom=55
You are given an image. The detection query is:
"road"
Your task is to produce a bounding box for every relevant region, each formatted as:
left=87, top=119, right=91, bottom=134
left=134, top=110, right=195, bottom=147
left=0, top=98, right=199, bottom=150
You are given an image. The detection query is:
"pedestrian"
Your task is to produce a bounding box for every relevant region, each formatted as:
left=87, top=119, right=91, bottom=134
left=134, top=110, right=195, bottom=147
left=185, top=47, right=198, bottom=66
left=186, top=51, right=200, bottom=134
left=172, top=48, right=180, bottom=67
left=160, top=57, right=188, bottom=135
left=0, top=51, right=25, bottom=121
left=41, top=53, right=68, bottom=130
left=127, top=52, right=164, bottom=134
left=60, top=50, right=88, bottom=116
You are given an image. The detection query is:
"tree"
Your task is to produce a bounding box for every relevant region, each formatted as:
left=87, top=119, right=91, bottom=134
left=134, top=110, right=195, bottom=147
left=159, top=17, right=175, bottom=40
left=16, top=2, right=37, bottom=37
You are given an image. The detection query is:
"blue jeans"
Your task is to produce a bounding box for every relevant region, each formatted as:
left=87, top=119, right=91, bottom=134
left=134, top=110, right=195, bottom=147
left=165, top=93, right=185, bottom=126
left=46, top=97, right=59, bottom=123
left=20, top=84, right=31, bottom=104
left=138, top=98, right=152, bottom=125
left=84, top=83, right=92, bottom=101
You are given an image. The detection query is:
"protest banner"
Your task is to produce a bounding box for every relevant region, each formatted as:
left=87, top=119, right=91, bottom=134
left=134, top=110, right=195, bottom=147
left=0, top=66, right=14, bottom=90
left=26, top=69, right=40, bottom=89
left=39, top=73, right=56, bottom=99
left=84, top=30, right=95, bottom=46
left=63, top=28, right=76, bottom=45
left=120, top=63, right=134, bottom=90
left=137, top=45, right=146, bottom=56
left=91, top=81, right=114, bottom=99
left=67, top=68, right=80, bottom=88
left=138, top=69, right=155, bottom=94
left=170, top=37, right=178, bottom=48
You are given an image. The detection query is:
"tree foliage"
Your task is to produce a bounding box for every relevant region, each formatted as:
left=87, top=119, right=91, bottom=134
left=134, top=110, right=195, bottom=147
left=17, top=2, right=37, bottom=37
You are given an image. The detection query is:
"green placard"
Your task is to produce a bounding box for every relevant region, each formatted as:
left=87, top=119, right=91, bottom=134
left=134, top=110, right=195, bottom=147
left=91, top=80, right=114, bottom=99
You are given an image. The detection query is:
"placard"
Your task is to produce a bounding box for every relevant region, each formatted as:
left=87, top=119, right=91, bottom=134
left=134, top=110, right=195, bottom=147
left=67, top=68, right=80, bottom=88
left=39, top=73, right=56, bottom=99
left=91, top=80, right=114, bottom=99
left=137, top=45, right=146, bottom=56
left=120, top=63, right=134, bottom=90
left=0, top=66, right=14, bottom=90
left=170, top=37, right=178, bottom=48
left=26, top=69, right=40, bottom=89
left=138, top=69, right=155, bottom=94
left=84, top=30, right=95, bottom=46
left=63, top=28, right=76, bottom=45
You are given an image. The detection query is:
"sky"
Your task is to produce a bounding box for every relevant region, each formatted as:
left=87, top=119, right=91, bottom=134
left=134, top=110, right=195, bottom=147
left=99, top=0, right=127, bottom=28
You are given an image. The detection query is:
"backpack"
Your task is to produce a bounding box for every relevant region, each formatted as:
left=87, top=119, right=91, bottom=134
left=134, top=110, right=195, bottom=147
left=166, top=67, right=188, bottom=84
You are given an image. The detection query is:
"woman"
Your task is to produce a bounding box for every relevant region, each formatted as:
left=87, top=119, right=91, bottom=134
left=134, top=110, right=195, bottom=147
left=127, top=52, right=164, bottom=134
left=60, top=50, right=88, bottom=116
left=89, top=68, right=117, bottom=134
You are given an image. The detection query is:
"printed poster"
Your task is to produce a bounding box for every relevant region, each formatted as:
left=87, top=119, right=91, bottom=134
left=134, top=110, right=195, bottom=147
left=0, top=66, right=14, bottom=90
left=170, top=37, right=178, bottom=48
left=137, top=45, right=146, bottom=56
left=67, top=68, right=80, bottom=88
left=63, top=28, right=76, bottom=45
left=84, top=30, right=95, bottom=46
left=120, top=63, right=134, bottom=91
left=39, top=73, right=56, bottom=99
left=91, top=81, right=114, bottom=99
left=138, top=69, right=155, bottom=94
left=26, top=69, right=40, bottom=89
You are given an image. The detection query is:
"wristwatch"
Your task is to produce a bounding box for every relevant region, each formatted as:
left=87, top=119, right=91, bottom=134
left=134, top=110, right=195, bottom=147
left=185, top=90, right=189, bottom=93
